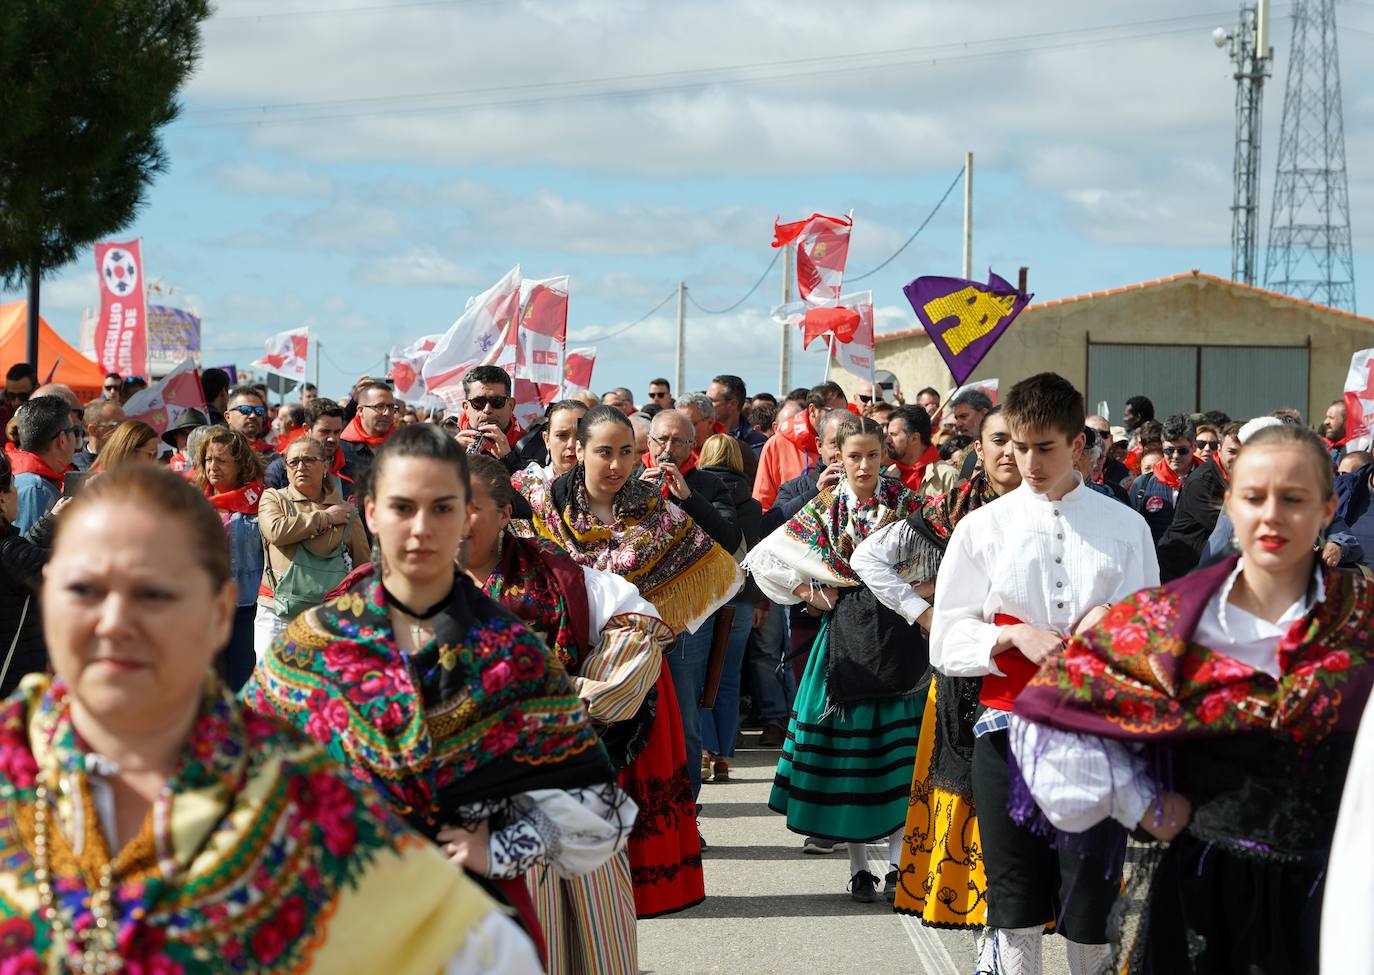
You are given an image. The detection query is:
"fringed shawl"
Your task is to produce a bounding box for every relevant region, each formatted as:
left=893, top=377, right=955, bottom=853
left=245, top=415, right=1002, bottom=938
left=1016, top=556, right=1374, bottom=745
left=481, top=533, right=592, bottom=672
left=0, top=676, right=492, bottom=974
left=244, top=572, right=613, bottom=838
left=520, top=466, right=742, bottom=634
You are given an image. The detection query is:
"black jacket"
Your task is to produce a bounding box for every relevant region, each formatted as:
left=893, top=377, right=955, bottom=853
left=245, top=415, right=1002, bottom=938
left=0, top=517, right=55, bottom=697
left=761, top=463, right=823, bottom=536
left=1156, top=458, right=1228, bottom=582
left=678, top=467, right=742, bottom=553
left=701, top=463, right=763, bottom=603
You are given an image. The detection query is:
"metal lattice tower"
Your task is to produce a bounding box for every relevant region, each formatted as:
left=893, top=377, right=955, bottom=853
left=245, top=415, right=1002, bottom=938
left=1224, top=2, right=1270, bottom=287
left=1262, top=0, right=1356, bottom=311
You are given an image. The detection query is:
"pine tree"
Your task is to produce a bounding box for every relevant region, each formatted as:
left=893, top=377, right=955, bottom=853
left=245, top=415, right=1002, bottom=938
left=0, top=0, right=212, bottom=363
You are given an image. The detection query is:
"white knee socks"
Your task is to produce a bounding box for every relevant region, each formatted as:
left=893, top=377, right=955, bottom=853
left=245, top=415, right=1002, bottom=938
left=1064, top=939, right=1111, bottom=975
left=975, top=929, right=1111, bottom=975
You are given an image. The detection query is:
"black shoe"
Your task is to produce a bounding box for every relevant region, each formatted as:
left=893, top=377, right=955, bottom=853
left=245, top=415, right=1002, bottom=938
left=757, top=723, right=787, bottom=748
left=883, top=868, right=898, bottom=902
left=849, top=870, right=881, bottom=903
left=698, top=829, right=708, bottom=852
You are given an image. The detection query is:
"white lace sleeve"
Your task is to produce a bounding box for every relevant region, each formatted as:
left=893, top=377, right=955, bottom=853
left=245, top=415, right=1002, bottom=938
left=485, top=784, right=638, bottom=879
left=1007, top=716, right=1156, bottom=833
left=444, top=909, right=544, bottom=975
left=851, top=520, right=932, bottom=625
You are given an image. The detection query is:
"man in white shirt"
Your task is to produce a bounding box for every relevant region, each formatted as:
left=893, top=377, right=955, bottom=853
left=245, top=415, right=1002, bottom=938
left=930, top=372, right=1159, bottom=975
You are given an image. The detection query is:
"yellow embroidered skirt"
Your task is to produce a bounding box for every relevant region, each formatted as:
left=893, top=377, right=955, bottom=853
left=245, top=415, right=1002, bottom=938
left=891, top=678, right=988, bottom=928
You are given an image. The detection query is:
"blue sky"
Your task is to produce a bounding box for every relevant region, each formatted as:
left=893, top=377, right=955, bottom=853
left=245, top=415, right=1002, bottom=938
left=9, top=0, right=1374, bottom=402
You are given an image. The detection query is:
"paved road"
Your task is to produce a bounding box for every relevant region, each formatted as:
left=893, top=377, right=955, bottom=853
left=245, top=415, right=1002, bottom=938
left=639, top=732, right=1073, bottom=975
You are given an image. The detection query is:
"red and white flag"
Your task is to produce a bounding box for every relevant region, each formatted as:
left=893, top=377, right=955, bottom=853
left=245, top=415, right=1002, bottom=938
left=423, top=266, right=522, bottom=406
left=772, top=213, right=853, bottom=307
left=832, top=290, right=876, bottom=385
left=389, top=333, right=443, bottom=400
left=123, top=358, right=206, bottom=435
left=253, top=326, right=309, bottom=381
left=1342, top=348, right=1374, bottom=450
left=517, top=276, right=570, bottom=388
left=94, top=239, right=149, bottom=377
left=563, top=346, right=596, bottom=393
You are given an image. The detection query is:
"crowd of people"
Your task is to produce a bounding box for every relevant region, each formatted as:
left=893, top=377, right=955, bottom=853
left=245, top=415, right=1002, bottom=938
left=0, top=352, right=1370, bottom=975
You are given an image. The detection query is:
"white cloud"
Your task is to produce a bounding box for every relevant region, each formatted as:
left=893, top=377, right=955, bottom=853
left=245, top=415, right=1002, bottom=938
left=215, top=162, right=333, bottom=196
left=352, top=249, right=488, bottom=288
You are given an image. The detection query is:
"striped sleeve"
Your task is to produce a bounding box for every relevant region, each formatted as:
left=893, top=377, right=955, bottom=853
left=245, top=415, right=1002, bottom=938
left=575, top=613, right=671, bottom=723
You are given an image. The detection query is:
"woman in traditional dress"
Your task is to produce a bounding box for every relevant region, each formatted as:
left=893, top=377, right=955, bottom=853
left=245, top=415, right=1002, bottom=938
left=245, top=425, right=631, bottom=962
left=192, top=425, right=265, bottom=691
left=0, top=465, right=541, bottom=974
left=1010, top=423, right=1374, bottom=974
left=515, top=399, right=589, bottom=487
left=851, top=407, right=1021, bottom=925
left=464, top=455, right=672, bottom=975
left=518, top=405, right=743, bottom=918
left=745, top=414, right=926, bottom=903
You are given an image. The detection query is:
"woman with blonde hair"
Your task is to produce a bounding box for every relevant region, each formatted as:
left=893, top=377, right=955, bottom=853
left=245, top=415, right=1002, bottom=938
left=92, top=419, right=159, bottom=471
left=192, top=425, right=267, bottom=690
left=255, top=435, right=369, bottom=656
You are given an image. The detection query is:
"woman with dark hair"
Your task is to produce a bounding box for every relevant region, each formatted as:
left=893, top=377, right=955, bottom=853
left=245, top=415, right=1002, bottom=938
left=0, top=451, right=60, bottom=696
left=517, top=405, right=743, bottom=918
left=513, top=399, right=589, bottom=486
left=1012, top=424, right=1374, bottom=974
left=465, top=455, right=672, bottom=975
left=745, top=414, right=927, bottom=903
left=245, top=424, right=628, bottom=963
left=0, top=465, right=542, bottom=973
left=192, top=425, right=267, bottom=691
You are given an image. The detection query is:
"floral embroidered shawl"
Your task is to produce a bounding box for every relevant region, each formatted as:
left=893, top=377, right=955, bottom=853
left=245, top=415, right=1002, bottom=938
left=480, top=533, right=592, bottom=672
left=0, top=675, right=492, bottom=974
left=244, top=572, right=613, bottom=838
left=1016, top=556, right=1374, bottom=744
left=519, top=465, right=742, bottom=634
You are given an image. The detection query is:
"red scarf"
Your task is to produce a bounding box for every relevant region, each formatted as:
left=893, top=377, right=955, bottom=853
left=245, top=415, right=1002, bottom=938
left=330, top=446, right=352, bottom=481
left=458, top=413, right=525, bottom=452
left=641, top=450, right=699, bottom=496
left=250, top=438, right=275, bottom=455
left=1212, top=451, right=1229, bottom=482
left=205, top=480, right=264, bottom=514
left=891, top=443, right=941, bottom=493
left=340, top=415, right=392, bottom=448
left=277, top=426, right=308, bottom=451
left=778, top=409, right=816, bottom=455
left=981, top=613, right=1057, bottom=711
left=1150, top=456, right=1188, bottom=490
left=168, top=451, right=190, bottom=473
left=6, top=445, right=67, bottom=489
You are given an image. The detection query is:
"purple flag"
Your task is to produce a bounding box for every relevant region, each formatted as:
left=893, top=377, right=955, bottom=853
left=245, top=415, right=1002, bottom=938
left=902, top=270, right=1032, bottom=386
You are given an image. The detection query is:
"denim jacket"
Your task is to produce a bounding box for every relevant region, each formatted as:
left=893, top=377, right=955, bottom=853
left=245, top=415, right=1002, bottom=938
left=224, top=511, right=265, bottom=607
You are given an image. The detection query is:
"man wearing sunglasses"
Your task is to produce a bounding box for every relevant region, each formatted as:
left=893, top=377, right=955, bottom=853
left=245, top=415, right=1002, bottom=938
left=101, top=373, right=123, bottom=401
left=454, top=365, right=525, bottom=473
left=1129, top=412, right=1198, bottom=544
left=225, top=386, right=275, bottom=456
left=646, top=377, right=674, bottom=409
left=10, top=396, right=78, bottom=533
left=0, top=364, right=38, bottom=445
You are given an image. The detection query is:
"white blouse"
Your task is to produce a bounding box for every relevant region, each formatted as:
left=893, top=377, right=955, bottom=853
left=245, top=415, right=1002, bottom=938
left=1010, top=559, right=1325, bottom=834
left=850, top=518, right=933, bottom=625
left=929, top=478, right=1159, bottom=678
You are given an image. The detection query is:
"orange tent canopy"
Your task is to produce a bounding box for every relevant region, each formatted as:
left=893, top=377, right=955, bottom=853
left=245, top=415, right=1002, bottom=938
left=0, top=302, right=106, bottom=403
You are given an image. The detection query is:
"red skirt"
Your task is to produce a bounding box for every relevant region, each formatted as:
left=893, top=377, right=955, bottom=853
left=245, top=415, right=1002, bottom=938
left=617, top=665, right=705, bottom=918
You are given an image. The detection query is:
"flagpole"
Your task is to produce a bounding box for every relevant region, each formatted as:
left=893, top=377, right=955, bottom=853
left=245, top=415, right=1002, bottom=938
left=779, top=243, right=793, bottom=393
left=962, top=151, right=974, bottom=279
left=824, top=332, right=834, bottom=381
left=314, top=339, right=321, bottom=391
left=675, top=281, right=686, bottom=394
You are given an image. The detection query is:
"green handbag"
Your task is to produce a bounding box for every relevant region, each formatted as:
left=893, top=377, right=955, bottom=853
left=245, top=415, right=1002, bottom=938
left=266, top=497, right=354, bottom=620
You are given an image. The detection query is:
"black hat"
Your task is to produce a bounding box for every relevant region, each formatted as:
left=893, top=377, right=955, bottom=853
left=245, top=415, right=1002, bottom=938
left=161, top=407, right=208, bottom=447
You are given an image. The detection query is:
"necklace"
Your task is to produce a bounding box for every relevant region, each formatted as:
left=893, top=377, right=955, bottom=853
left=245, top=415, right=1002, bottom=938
left=382, top=581, right=453, bottom=650
left=33, top=782, right=125, bottom=974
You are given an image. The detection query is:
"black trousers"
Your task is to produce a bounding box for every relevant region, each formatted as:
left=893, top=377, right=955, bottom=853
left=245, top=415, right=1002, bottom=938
left=971, top=726, right=1123, bottom=942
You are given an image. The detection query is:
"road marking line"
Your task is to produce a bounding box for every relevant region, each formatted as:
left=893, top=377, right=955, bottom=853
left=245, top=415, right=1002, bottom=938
left=867, top=847, right=961, bottom=975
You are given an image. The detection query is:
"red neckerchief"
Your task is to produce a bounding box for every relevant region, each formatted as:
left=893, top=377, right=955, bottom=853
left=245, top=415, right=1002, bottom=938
left=1150, top=457, right=1188, bottom=490
left=6, top=445, right=67, bottom=489
left=205, top=480, right=264, bottom=514
left=330, top=446, right=352, bottom=481
left=1213, top=451, right=1229, bottom=482
left=168, top=451, right=190, bottom=473
left=277, top=426, right=307, bottom=451
left=250, top=438, right=275, bottom=455
left=641, top=450, right=699, bottom=496
left=340, top=415, right=392, bottom=448
left=458, top=413, right=525, bottom=452
left=1125, top=446, right=1142, bottom=476
left=778, top=409, right=816, bottom=454
left=891, top=443, right=941, bottom=492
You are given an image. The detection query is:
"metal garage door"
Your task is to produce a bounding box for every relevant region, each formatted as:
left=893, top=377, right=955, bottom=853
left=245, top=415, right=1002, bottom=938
left=1199, top=346, right=1309, bottom=420
left=1086, top=344, right=1197, bottom=421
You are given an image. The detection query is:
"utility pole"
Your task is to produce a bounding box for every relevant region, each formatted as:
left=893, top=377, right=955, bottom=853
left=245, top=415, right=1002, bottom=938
left=314, top=339, right=321, bottom=390
left=778, top=244, right=793, bottom=393
left=962, top=152, right=974, bottom=279
left=674, top=282, right=686, bottom=394
left=1217, top=0, right=1271, bottom=286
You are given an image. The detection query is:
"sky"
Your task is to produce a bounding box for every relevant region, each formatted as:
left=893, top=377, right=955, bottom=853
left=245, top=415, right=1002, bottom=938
left=8, top=0, right=1374, bottom=403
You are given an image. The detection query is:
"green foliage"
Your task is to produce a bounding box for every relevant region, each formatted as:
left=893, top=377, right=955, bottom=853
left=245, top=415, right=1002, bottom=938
left=0, top=0, right=212, bottom=288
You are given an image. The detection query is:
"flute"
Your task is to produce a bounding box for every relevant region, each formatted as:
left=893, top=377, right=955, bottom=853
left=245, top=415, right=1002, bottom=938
left=653, top=453, right=672, bottom=487
left=467, top=430, right=485, bottom=455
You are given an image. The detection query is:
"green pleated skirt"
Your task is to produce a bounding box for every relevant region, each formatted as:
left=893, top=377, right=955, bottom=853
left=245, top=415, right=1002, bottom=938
left=768, top=615, right=924, bottom=843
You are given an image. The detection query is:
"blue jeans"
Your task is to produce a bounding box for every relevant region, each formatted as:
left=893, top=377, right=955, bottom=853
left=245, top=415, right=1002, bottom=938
left=700, top=601, right=754, bottom=759
left=667, top=623, right=714, bottom=799
left=749, top=601, right=795, bottom=724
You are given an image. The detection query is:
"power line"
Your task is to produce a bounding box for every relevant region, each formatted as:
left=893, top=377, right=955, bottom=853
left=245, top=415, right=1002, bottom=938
left=848, top=166, right=966, bottom=281
left=685, top=250, right=782, bottom=315
left=571, top=289, right=678, bottom=344
left=218, top=0, right=504, bottom=20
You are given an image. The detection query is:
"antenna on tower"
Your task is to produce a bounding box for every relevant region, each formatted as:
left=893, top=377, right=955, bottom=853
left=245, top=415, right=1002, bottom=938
left=1263, top=0, right=1356, bottom=312
left=1216, top=0, right=1271, bottom=287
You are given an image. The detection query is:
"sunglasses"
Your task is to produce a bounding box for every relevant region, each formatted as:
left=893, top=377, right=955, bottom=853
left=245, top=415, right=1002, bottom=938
left=467, top=395, right=509, bottom=411
left=648, top=391, right=671, bottom=400
left=3, top=391, right=31, bottom=404
left=102, top=384, right=121, bottom=392
left=1162, top=446, right=1192, bottom=457
left=230, top=405, right=267, bottom=417
left=1196, top=439, right=1220, bottom=449
left=857, top=394, right=875, bottom=403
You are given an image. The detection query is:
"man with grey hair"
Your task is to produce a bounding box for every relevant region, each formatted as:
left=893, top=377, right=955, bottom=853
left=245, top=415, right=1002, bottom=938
left=676, top=391, right=716, bottom=452
left=72, top=398, right=126, bottom=471
left=628, top=412, right=652, bottom=456
left=12, top=397, right=79, bottom=533
left=601, top=387, right=636, bottom=416
left=949, top=387, right=993, bottom=438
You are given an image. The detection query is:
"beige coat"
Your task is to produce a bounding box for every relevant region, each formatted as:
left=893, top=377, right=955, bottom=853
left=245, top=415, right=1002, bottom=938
left=257, top=481, right=370, bottom=611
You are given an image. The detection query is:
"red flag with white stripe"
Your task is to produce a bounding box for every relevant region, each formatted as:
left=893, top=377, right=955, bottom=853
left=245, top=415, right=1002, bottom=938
left=422, top=266, right=522, bottom=406
left=516, top=276, right=569, bottom=389
left=389, top=333, right=442, bottom=400
left=772, top=213, right=853, bottom=307
left=1342, top=348, right=1374, bottom=449
left=123, top=358, right=207, bottom=435
left=253, top=326, right=309, bottom=382
left=562, top=347, right=596, bottom=393
left=832, top=290, right=876, bottom=384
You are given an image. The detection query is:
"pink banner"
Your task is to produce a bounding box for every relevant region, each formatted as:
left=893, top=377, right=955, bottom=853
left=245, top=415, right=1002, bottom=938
left=94, top=240, right=149, bottom=377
